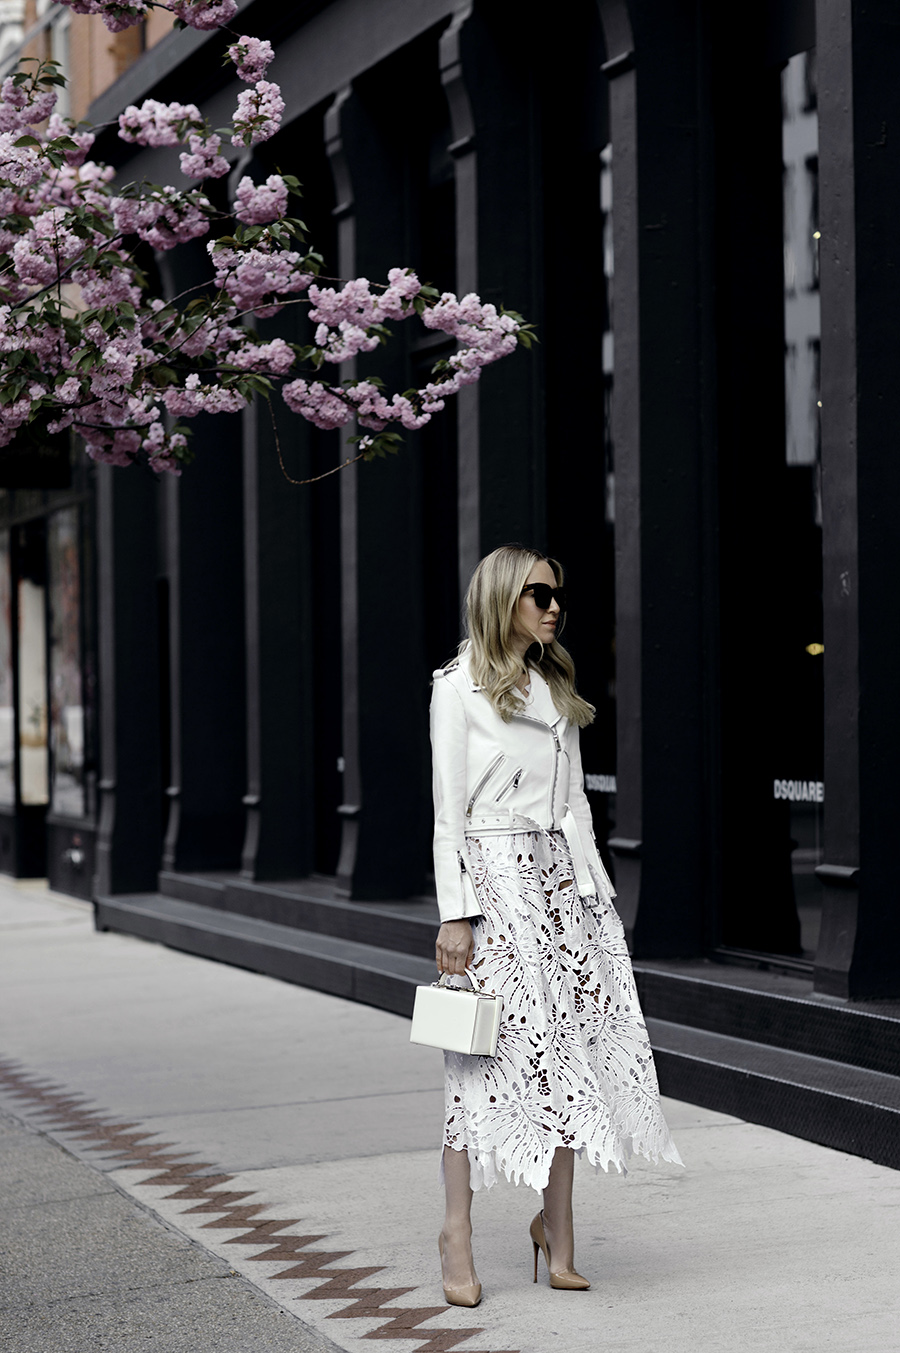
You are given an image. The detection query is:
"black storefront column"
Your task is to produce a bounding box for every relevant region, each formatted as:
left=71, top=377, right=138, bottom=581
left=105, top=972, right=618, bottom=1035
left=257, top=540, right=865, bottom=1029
left=814, top=0, right=900, bottom=998
left=239, top=391, right=316, bottom=882
left=597, top=0, right=711, bottom=956
left=160, top=417, right=246, bottom=874
left=440, top=9, right=480, bottom=590
left=325, top=78, right=432, bottom=901
left=440, top=7, right=547, bottom=558
left=93, top=466, right=162, bottom=896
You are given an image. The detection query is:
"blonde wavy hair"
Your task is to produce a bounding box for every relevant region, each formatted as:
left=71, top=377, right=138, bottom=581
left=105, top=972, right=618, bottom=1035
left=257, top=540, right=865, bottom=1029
left=458, top=544, right=595, bottom=727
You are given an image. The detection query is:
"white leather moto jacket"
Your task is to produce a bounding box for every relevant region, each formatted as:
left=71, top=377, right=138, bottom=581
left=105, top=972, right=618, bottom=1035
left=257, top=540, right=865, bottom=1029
left=430, top=652, right=616, bottom=924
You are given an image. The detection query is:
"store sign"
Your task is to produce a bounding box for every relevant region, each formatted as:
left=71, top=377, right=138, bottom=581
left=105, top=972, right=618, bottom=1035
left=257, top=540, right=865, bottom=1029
left=585, top=773, right=617, bottom=794
left=774, top=778, right=824, bottom=803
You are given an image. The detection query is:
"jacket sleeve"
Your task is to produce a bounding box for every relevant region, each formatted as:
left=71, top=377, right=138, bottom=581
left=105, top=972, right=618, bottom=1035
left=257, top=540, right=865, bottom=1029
left=565, top=723, right=617, bottom=900
left=430, top=675, right=483, bottom=923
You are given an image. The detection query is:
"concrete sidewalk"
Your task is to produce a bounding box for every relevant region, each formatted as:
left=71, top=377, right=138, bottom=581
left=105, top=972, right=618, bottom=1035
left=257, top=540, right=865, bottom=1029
left=1, top=878, right=898, bottom=1353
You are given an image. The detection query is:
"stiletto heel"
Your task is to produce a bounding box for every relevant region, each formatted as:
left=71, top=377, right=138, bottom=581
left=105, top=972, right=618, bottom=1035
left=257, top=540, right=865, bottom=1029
left=438, top=1233, right=482, bottom=1308
left=529, top=1211, right=591, bottom=1291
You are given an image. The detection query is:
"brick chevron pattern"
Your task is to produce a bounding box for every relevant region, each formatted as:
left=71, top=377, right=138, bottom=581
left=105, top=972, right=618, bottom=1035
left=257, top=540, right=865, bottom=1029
left=0, top=1058, right=518, bottom=1353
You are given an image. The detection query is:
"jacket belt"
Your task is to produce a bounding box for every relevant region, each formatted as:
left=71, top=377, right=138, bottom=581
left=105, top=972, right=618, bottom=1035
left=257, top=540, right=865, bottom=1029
left=464, top=807, right=596, bottom=897
left=560, top=806, right=596, bottom=897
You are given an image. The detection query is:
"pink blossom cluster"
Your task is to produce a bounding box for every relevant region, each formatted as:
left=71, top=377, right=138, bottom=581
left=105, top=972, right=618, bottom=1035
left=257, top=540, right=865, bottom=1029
left=170, top=311, right=241, bottom=357
left=308, top=269, right=423, bottom=329
left=142, top=423, right=189, bottom=476
left=0, top=76, right=57, bottom=132
left=234, top=174, right=288, bottom=224
left=71, top=254, right=142, bottom=309
left=227, top=337, right=295, bottom=374
left=0, top=131, right=43, bottom=191
left=231, top=82, right=285, bottom=147
left=282, top=379, right=354, bottom=430
left=63, top=0, right=149, bottom=34
left=305, top=270, right=424, bottom=365
left=1, top=48, right=528, bottom=474
left=313, top=320, right=380, bottom=364
left=46, top=159, right=116, bottom=214
left=423, top=291, right=519, bottom=355
left=227, top=36, right=274, bottom=83
left=46, top=114, right=95, bottom=167
left=208, top=242, right=313, bottom=315
left=63, top=0, right=238, bottom=33
left=171, top=0, right=238, bottom=30
left=163, top=373, right=247, bottom=416
left=11, top=206, right=84, bottom=287
left=112, top=189, right=211, bottom=251
left=421, top=291, right=520, bottom=394
left=279, top=283, right=525, bottom=435
left=118, top=99, right=203, bottom=148
left=179, top=132, right=229, bottom=180
left=282, top=379, right=430, bottom=433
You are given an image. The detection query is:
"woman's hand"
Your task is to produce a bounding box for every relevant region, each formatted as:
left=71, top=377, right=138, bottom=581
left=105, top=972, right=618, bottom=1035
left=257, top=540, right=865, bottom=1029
left=436, top=920, right=475, bottom=976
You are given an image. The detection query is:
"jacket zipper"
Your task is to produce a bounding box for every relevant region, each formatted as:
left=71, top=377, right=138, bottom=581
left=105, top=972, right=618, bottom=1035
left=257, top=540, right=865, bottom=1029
left=549, top=728, right=561, bottom=822
left=514, top=712, right=563, bottom=824
left=466, top=753, right=506, bottom=817
left=494, top=767, right=524, bottom=802
left=458, top=850, right=475, bottom=907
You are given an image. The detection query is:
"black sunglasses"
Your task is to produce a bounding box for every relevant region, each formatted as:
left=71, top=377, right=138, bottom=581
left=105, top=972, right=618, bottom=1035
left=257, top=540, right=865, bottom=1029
left=521, top=583, right=566, bottom=611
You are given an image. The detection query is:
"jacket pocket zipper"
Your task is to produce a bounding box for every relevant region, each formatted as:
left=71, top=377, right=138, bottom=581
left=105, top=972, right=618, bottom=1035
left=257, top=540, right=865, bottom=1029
left=494, top=767, right=524, bottom=802
left=458, top=850, right=478, bottom=908
left=466, top=753, right=506, bottom=817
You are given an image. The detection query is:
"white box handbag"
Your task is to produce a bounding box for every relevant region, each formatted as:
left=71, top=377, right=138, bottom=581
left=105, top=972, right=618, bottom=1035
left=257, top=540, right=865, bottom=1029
left=410, top=970, right=504, bottom=1056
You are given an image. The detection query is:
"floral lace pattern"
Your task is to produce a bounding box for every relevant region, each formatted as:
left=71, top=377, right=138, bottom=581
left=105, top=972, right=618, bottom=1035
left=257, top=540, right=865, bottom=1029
left=444, top=829, right=683, bottom=1192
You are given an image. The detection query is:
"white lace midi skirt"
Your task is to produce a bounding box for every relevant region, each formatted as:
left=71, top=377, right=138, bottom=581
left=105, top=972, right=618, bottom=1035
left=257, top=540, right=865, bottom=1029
left=443, top=828, right=683, bottom=1192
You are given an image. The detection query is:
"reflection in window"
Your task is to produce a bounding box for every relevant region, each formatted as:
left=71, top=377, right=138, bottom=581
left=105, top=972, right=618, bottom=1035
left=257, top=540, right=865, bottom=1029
left=783, top=53, right=820, bottom=468
left=782, top=50, right=824, bottom=961
left=18, top=573, right=48, bottom=806
left=0, top=530, right=13, bottom=807
left=48, top=508, right=84, bottom=817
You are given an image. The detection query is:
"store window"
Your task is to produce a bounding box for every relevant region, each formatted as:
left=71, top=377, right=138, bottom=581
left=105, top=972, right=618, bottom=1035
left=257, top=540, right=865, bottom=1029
left=47, top=506, right=85, bottom=818
left=779, top=49, right=824, bottom=961
left=717, top=40, right=822, bottom=965
left=16, top=525, right=49, bottom=809
left=0, top=530, right=13, bottom=808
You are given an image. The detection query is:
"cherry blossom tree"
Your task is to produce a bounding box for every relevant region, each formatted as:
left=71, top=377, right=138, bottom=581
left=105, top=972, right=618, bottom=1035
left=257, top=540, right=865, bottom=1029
left=0, top=1, right=533, bottom=477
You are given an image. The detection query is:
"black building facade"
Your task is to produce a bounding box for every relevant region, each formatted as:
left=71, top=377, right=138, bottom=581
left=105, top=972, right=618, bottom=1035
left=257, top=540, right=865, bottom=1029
left=3, top=0, right=899, bottom=1162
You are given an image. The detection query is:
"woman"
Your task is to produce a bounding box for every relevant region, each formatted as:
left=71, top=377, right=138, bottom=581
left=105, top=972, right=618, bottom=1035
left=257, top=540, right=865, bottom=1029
left=431, top=545, right=681, bottom=1307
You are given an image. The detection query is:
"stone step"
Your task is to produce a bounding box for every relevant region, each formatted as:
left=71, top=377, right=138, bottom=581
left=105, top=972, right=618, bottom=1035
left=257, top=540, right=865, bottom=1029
left=157, top=869, right=900, bottom=1076
left=95, top=892, right=900, bottom=1171
left=647, top=1017, right=900, bottom=1171
left=158, top=870, right=438, bottom=959
left=634, top=962, right=900, bottom=1078
left=95, top=892, right=434, bottom=1018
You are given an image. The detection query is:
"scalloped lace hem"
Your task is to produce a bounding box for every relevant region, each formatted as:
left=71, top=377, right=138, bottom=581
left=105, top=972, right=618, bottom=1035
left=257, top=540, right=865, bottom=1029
left=442, top=1124, right=684, bottom=1193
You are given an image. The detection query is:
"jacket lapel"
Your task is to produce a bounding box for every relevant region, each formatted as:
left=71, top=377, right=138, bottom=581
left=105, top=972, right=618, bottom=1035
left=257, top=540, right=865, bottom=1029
left=521, top=669, right=563, bottom=728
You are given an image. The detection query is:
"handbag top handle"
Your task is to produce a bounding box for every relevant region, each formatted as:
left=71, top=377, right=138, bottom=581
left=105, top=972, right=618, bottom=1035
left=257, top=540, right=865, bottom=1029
left=436, top=967, right=482, bottom=992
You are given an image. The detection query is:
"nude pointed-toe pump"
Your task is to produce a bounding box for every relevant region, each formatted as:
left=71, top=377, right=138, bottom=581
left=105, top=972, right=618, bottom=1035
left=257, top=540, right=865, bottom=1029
left=438, top=1233, right=482, bottom=1307
left=530, top=1211, right=591, bottom=1291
